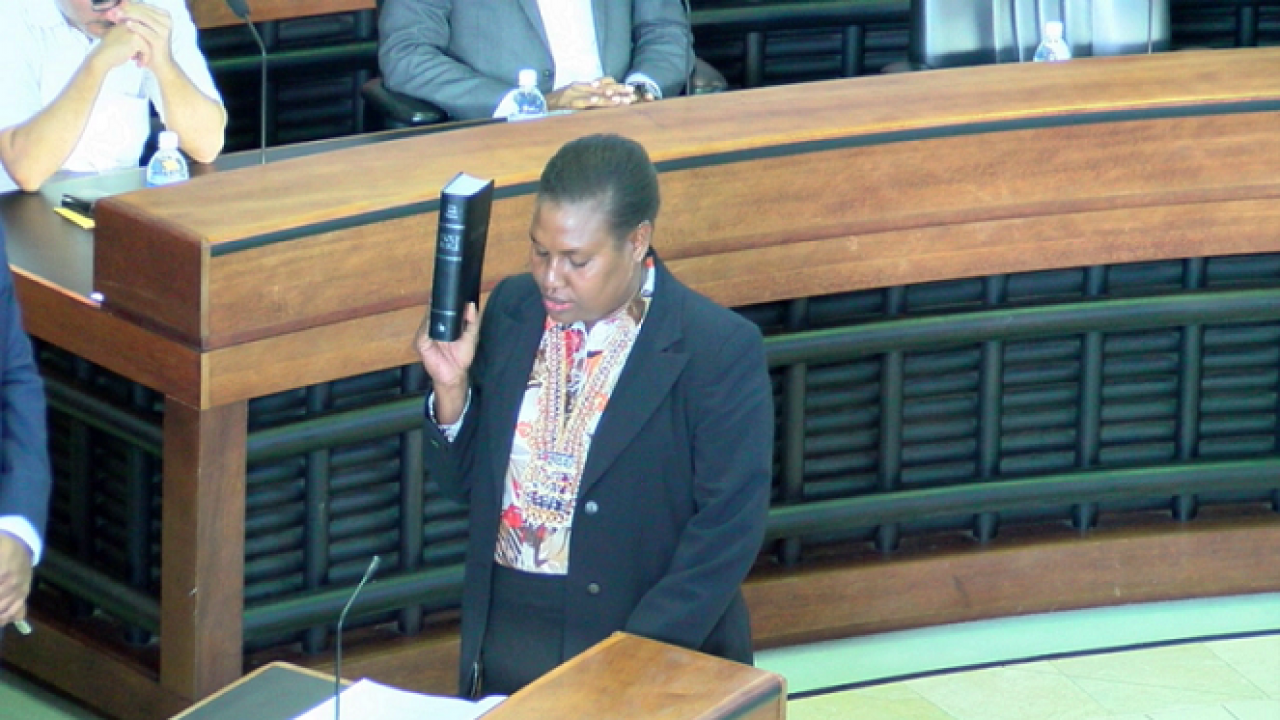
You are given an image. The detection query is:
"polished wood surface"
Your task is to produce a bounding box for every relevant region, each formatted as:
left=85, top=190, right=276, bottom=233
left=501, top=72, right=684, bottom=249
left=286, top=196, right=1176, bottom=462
left=160, top=400, right=249, bottom=699
left=100, top=47, right=1280, bottom=244
left=189, top=0, right=374, bottom=28
left=90, top=48, right=1280, bottom=405
left=2, top=617, right=188, bottom=720
left=745, top=511, right=1280, bottom=649
left=487, top=633, right=785, bottom=720
left=104, top=47, right=1280, bottom=241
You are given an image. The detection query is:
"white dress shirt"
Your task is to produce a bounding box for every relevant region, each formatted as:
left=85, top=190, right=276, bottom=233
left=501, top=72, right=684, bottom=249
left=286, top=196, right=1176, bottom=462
left=0, top=518, right=42, bottom=565
left=0, top=0, right=222, bottom=193
left=492, top=0, right=661, bottom=118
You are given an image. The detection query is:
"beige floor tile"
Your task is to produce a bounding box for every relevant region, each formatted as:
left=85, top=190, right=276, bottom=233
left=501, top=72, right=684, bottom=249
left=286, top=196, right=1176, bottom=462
left=906, top=668, right=1108, bottom=720
left=1052, top=643, right=1265, bottom=697
left=1222, top=698, right=1280, bottom=720
left=787, top=686, right=955, bottom=720
left=1146, top=705, right=1239, bottom=720
left=854, top=683, right=935, bottom=702
left=1206, top=636, right=1280, bottom=698
left=1069, top=676, right=1257, bottom=716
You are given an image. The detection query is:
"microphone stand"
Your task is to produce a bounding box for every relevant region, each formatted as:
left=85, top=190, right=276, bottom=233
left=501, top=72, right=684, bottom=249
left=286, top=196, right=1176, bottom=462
left=223, top=0, right=269, bottom=164
left=334, top=555, right=381, bottom=720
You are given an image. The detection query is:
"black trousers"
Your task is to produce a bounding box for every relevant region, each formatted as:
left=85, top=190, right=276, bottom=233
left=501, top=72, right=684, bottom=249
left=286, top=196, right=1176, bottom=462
left=480, top=563, right=566, bottom=696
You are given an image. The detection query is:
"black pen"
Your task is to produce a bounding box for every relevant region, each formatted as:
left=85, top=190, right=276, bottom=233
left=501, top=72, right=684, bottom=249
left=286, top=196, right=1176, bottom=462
left=61, top=193, right=95, bottom=217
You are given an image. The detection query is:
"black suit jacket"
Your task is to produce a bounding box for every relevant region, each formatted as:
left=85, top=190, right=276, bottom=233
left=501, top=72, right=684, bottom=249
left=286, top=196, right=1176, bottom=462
left=423, top=259, right=773, bottom=696
left=0, top=225, right=51, bottom=554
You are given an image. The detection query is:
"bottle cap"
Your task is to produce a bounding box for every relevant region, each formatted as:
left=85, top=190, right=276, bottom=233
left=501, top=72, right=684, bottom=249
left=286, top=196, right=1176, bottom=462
left=1045, top=20, right=1064, bottom=39
left=518, top=69, right=538, bottom=87
left=158, top=130, right=179, bottom=150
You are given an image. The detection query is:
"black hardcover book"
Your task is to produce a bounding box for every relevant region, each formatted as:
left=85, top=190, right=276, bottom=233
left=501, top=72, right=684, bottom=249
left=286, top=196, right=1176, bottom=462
left=429, top=172, right=494, bottom=341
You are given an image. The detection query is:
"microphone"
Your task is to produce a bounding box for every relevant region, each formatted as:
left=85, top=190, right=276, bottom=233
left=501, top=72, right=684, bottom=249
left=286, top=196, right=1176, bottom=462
left=1010, top=2, right=1024, bottom=63
left=334, top=555, right=381, bottom=720
left=681, top=0, right=695, bottom=96
left=223, top=0, right=269, bottom=164
left=1147, top=0, right=1155, bottom=55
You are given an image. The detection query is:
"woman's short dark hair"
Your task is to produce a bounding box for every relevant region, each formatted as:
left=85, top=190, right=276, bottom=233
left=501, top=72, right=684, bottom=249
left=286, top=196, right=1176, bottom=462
left=538, top=134, right=660, bottom=243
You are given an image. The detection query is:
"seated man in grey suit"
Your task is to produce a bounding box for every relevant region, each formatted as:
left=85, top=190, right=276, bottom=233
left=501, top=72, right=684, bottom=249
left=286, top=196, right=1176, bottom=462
left=377, top=0, right=694, bottom=121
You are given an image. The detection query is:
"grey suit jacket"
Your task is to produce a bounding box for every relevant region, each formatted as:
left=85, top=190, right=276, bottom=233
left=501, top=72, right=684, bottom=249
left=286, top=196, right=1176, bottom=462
left=422, top=258, right=773, bottom=696
left=378, top=0, right=694, bottom=120
left=0, top=225, right=51, bottom=552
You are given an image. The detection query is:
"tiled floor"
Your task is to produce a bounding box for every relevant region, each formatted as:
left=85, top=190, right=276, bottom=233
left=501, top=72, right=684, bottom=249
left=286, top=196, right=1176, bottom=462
left=785, top=637, right=1280, bottom=720
left=3, top=593, right=1279, bottom=719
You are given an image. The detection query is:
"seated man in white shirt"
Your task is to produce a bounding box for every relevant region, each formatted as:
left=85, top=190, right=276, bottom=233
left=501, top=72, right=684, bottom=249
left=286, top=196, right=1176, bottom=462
left=0, top=0, right=226, bottom=193
left=378, top=0, right=694, bottom=121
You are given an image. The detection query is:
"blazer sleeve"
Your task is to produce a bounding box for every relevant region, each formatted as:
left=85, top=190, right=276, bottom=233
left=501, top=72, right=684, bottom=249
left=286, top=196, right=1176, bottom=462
left=378, top=0, right=518, bottom=120
left=630, top=0, right=695, bottom=98
left=420, top=278, right=511, bottom=505
left=623, top=317, right=772, bottom=647
left=0, top=230, right=51, bottom=543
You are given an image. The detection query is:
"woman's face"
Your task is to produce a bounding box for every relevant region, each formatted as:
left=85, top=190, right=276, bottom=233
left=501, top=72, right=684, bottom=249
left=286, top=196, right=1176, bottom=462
left=529, top=199, right=650, bottom=327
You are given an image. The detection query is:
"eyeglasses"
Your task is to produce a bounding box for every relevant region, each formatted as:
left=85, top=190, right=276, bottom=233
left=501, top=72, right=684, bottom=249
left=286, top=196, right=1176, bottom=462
left=91, top=0, right=122, bottom=12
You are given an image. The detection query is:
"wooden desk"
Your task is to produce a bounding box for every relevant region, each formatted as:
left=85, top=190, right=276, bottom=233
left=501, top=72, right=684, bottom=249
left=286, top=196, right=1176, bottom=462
left=5, top=48, right=1280, bottom=720
left=164, top=635, right=783, bottom=720
left=169, top=663, right=336, bottom=720
left=488, top=633, right=784, bottom=720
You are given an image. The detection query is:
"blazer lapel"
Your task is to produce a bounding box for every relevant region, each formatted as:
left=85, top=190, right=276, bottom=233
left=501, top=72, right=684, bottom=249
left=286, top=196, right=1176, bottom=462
left=483, top=286, right=545, bottom=492
left=579, top=264, right=689, bottom=495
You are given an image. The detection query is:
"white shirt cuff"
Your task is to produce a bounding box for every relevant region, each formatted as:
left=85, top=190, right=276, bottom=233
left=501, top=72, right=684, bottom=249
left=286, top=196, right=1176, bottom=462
left=624, top=72, right=663, bottom=100
left=494, top=73, right=662, bottom=119
left=428, top=388, right=472, bottom=442
left=0, top=517, right=43, bottom=566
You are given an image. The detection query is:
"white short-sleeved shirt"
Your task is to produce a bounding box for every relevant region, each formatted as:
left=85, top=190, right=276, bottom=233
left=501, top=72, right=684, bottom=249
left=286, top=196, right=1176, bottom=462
left=0, top=0, right=222, bottom=192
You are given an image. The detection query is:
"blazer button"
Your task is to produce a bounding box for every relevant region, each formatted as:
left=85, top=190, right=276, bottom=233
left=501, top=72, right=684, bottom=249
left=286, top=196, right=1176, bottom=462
left=584, top=501, right=599, bottom=515
left=541, top=69, right=552, bottom=79
left=587, top=582, right=601, bottom=595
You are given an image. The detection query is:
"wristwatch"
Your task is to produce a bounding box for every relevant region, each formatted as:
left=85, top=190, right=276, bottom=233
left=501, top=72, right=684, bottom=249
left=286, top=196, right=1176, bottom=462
left=628, top=81, right=655, bottom=101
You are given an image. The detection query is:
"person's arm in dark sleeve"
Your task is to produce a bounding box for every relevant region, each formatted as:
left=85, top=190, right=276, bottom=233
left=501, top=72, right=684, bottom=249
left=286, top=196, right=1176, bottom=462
left=0, top=230, right=51, bottom=626
left=420, top=278, right=506, bottom=504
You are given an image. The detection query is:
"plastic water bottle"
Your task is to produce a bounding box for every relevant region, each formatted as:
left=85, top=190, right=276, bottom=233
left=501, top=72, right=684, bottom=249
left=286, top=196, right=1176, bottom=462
left=511, top=69, right=547, bottom=120
left=1033, top=21, right=1072, bottom=62
left=146, top=130, right=189, bottom=187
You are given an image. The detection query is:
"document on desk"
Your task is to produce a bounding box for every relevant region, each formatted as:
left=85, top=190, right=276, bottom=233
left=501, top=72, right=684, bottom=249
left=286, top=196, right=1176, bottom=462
left=292, top=679, right=505, bottom=720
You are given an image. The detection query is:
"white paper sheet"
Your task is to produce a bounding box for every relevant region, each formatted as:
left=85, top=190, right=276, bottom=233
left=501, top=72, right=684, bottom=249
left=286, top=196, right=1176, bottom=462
left=292, top=679, right=505, bottom=720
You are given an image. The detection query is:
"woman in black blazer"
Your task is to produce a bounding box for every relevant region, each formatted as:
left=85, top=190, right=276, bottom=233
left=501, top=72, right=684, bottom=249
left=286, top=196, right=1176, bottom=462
left=416, top=134, right=773, bottom=697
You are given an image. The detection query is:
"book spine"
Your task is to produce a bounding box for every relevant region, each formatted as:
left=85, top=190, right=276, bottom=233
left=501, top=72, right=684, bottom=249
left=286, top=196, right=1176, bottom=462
left=429, top=194, right=468, bottom=341
left=460, top=184, right=493, bottom=310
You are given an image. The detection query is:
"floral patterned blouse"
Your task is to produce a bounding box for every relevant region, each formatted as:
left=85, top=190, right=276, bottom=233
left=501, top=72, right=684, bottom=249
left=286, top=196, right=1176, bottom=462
left=494, top=259, right=655, bottom=574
